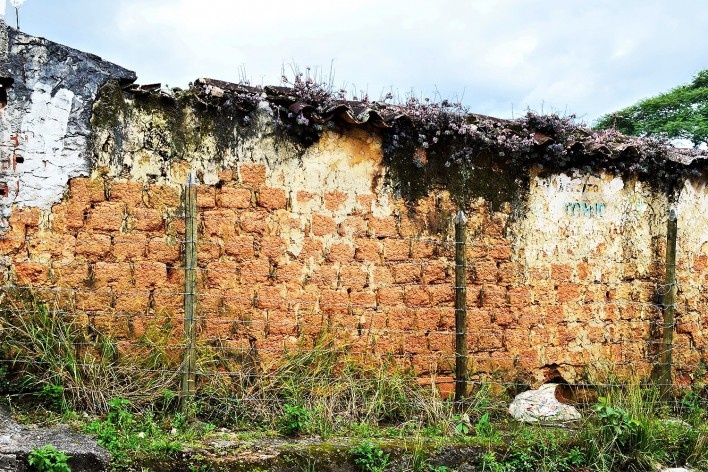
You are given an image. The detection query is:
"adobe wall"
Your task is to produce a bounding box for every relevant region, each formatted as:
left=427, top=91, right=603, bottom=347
left=2, top=24, right=708, bottom=388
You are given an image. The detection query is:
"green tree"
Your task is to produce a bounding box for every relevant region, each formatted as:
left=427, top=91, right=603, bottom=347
left=594, top=69, right=708, bottom=147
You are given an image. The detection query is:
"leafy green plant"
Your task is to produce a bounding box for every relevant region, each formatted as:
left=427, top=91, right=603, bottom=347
left=28, top=445, right=71, bottom=472
left=37, top=384, right=67, bottom=413
left=475, top=412, right=497, bottom=440
left=452, top=413, right=471, bottom=435
left=279, top=403, right=310, bottom=436
left=351, top=440, right=390, bottom=472
left=593, top=396, right=645, bottom=451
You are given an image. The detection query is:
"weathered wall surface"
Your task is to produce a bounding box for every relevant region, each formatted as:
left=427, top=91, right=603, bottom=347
left=3, top=24, right=708, bottom=388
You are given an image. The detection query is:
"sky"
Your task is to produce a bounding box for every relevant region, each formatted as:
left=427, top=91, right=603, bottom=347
left=2, top=0, right=707, bottom=125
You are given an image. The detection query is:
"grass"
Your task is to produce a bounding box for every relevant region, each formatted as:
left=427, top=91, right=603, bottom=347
left=3, top=289, right=708, bottom=471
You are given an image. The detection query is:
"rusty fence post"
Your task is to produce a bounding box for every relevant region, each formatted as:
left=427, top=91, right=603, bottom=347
left=181, top=172, right=198, bottom=411
left=454, top=210, right=468, bottom=407
left=658, top=208, right=677, bottom=400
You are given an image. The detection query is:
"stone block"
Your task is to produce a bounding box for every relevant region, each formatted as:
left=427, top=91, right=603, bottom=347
left=384, top=239, right=410, bottom=261
left=238, top=163, right=267, bottom=187
left=311, top=213, right=337, bottom=236
left=326, top=241, right=355, bottom=263
left=112, top=233, right=147, bottom=261
left=369, top=216, right=398, bottom=238
left=258, top=187, right=287, bottom=210
left=224, top=234, right=255, bottom=260
left=218, top=187, right=252, bottom=209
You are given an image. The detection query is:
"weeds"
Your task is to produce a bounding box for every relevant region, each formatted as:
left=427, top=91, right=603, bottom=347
left=351, top=440, right=390, bottom=472
left=28, top=445, right=71, bottom=472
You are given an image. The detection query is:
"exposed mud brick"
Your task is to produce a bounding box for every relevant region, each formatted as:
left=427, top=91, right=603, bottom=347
left=167, top=218, right=186, bottom=236
left=429, top=285, right=454, bottom=305
left=354, top=238, right=382, bottom=262
left=488, top=242, right=512, bottom=260
left=133, top=261, right=168, bottom=288
left=51, top=203, right=86, bottom=233
left=222, top=286, right=256, bottom=312
left=114, top=291, right=151, bottom=313
left=322, top=241, right=353, bottom=264
left=110, top=181, right=144, bottom=208
left=417, top=308, right=445, bottom=331
left=93, top=262, right=130, bottom=286
left=498, top=262, right=521, bottom=284
left=202, top=209, right=237, bottom=239
left=339, top=264, right=368, bottom=290
left=132, top=208, right=165, bottom=232
left=75, top=233, right=111, bottom=259
left=369, top=216, right=398, bottom=238
left=392, top=263, right=420, bottom=284
left=196, top=186, right=216, bottom=209
left=240, top=210, right=270, bottom=234
left=296, top=190, right=318, bottom=208
left=299, top=311, right=326, bottom=336
left=405, top=285, right=430, bottom=308
left=324, top=191, right=348, bottom=212
left=197, top=287, right=225, bottom=314
left=75, top=289, right=112, bottom=311
left=422, top=260, right=448, bottom=284
left=384, top=239, right=410, bottom=261
left=147, top=184, right=181, bottom=209
left=14, top=262, right=48, bottom=285
left=545, top=305, right=566, bottom=325
left=492, top=308, right=515, bottom=326
left=289, top=284, right=319, bottom=309
left=473, top=260, right=498, bottom=283
left=311, top=213, right=337, bottom=236
left=257, top=285, right=288, bottom=310
left=27, top=233, right=75, bottom=261
left=147, top=237, right=179, bottom=263
left=428, top=332, right=454, bottom=353
left=223, top=235, right=255, bottom=260
left=482, top=285, right=507, bottom=308
left=276, top=262, right=306, bottom=285
left=239, top=163, right=267, bottom=187
left=240, top=258, right=271, bottom=284
left=258, top=187, right=287, bottom=210
left=218, top=187, right=252, bottom=209
left=151, top=288, right=183, bottom=315
left=206, top=261, right=239, bottom=289
left=112, top=233, right=147, bottom=261
left=86, top=202, right=125, bottom=232
left=372, top=265, right=393, bottom=286
left=468, top=242, right=487, bottom=259
left=556, top=283, right=582, bottom=302
left=385, top=307, right=415, bottom=331
left=259, top=235, right=287, bottom=260
left=319, top=289, right=348, bottom=315
left=309, top=264, right=339, bottom=288
left=411, top=240, right=436, bottom=259
left=69, top=177, right=105, bottom=207
left=338, top=216, right=367, bottom=238
left=10, top=207, right=41, bottom=227
left=467, top=308, right=492, bottom=330
left=93, top=315, right=131, bottom=339
left=355, top=194, right=375, bottom=214
left=349, top=290, right=377, bottom=309
left=218, top=168, right=235, bottom=182
left=267, top=312, right=298, bottom=337
left=551, top=264, right=573, bottom=282
left=197, top=239, right=221, bottom=263
left=508, top=286, right=531, bottom=310
left=377, top=286, right=405, bottom=307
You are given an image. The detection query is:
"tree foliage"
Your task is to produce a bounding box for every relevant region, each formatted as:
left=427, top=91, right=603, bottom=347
left=595, top=70, right=708, bottom=147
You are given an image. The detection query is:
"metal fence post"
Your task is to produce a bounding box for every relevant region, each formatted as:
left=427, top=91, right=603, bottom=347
left=181, top=172, right=198, bottom=411
left=658, top=208, right=677, bottom=400
left=454, top=210, right=468, bottom=406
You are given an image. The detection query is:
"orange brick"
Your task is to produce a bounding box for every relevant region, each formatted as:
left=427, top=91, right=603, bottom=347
left=239, top=163, right=267, bottom=187
left=310, top=264, right=339, bottom=288
left=488, top=243, right=512, bottom=260
left=373, top=266, right=393, bottom=285
left=147, top=184, right=181, bottom=209
left=326, top=242, right=354, bottom=263
left=258, top=188, right=287, bottom=210
left=241, top=258, right=271, bottom=284
left=28, top=233, right=76, bottom=260
left=508, top=286, right=531, bottom=309
left=339, top=264, right=368, bottom=290
left=240, top=210, right=269, bottom=234
left=324, top=191, right=348, bottom=212
left=207, top=261, right=239, bottom=289
left=298, top=238, right=324, bottom=261
left=75, top=289, right=112, bottom=311
left=350, top=290, right=376, bottom=309
left=355, top=194, right=375, bottom=214
left=218, top=187, right=252, bottom=209
left=338, top=216, right=367, bottom=238
left=296, top=190, right=318, bottom=207
left=218, top=168, right=235, bottom=182
left=112, top=233, right=147, bottom=261
left=94, top=262, right=131, bottom=286
left=557, top=283, right=582, bottom=302
left=384, top=239, right=410, bottom=261
left=114, top=291, right=151, bottom=313
left=14, top=262, right=47, bottom=285
left=392, top=263, right=420, bottom=284
left=133, top=261, right=168, bottom=288
left=429, top=285, right=454, bottom=305
left=75, top=233, right=111, bottom=259
left=197, top=240, right=221, bottom=262
left=259, top=235, right=286, bottom=260
left=311, top=214, right=337, bottom=236
left=405, top=286, right=430, bottom=307
left=551, top=264, right=573, bottom=282
left=224, top=235, right=255, bottom=260
left=473, top=260, right=498, bottom=283
left=196, top=186, right=216, bottom=209
left=354, top=239, right=382, bottom=262
left=132, top=208, right=164, bottom=232
left=86, top=202, right=124, bottom=232
left=257, top=285, right=288, bottom=310
left=223, top=286, right=256, bottom=312
left=147, top=237, right=180, bottom=263
left=276, top=261, right=306, bottom=285
left=423, top=261, right=448, bottom=284
left=377, top=287, right=405, bottom=307
left=69, top=177, right=105, bottom=206
left=412, top=240, right=436, bottom=259
left=51, top=203, right=84, bottom=232
left=482, top=286, right=507, bottom=308
left=319, top=289, right=348, bottom=315
left=110, top=181, right=144, bottom=208
left=369, top=216, right=398, bottom=238
left=10, top=207, right=41, bottom=227
left=202, top=209, right=237, bottom=238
